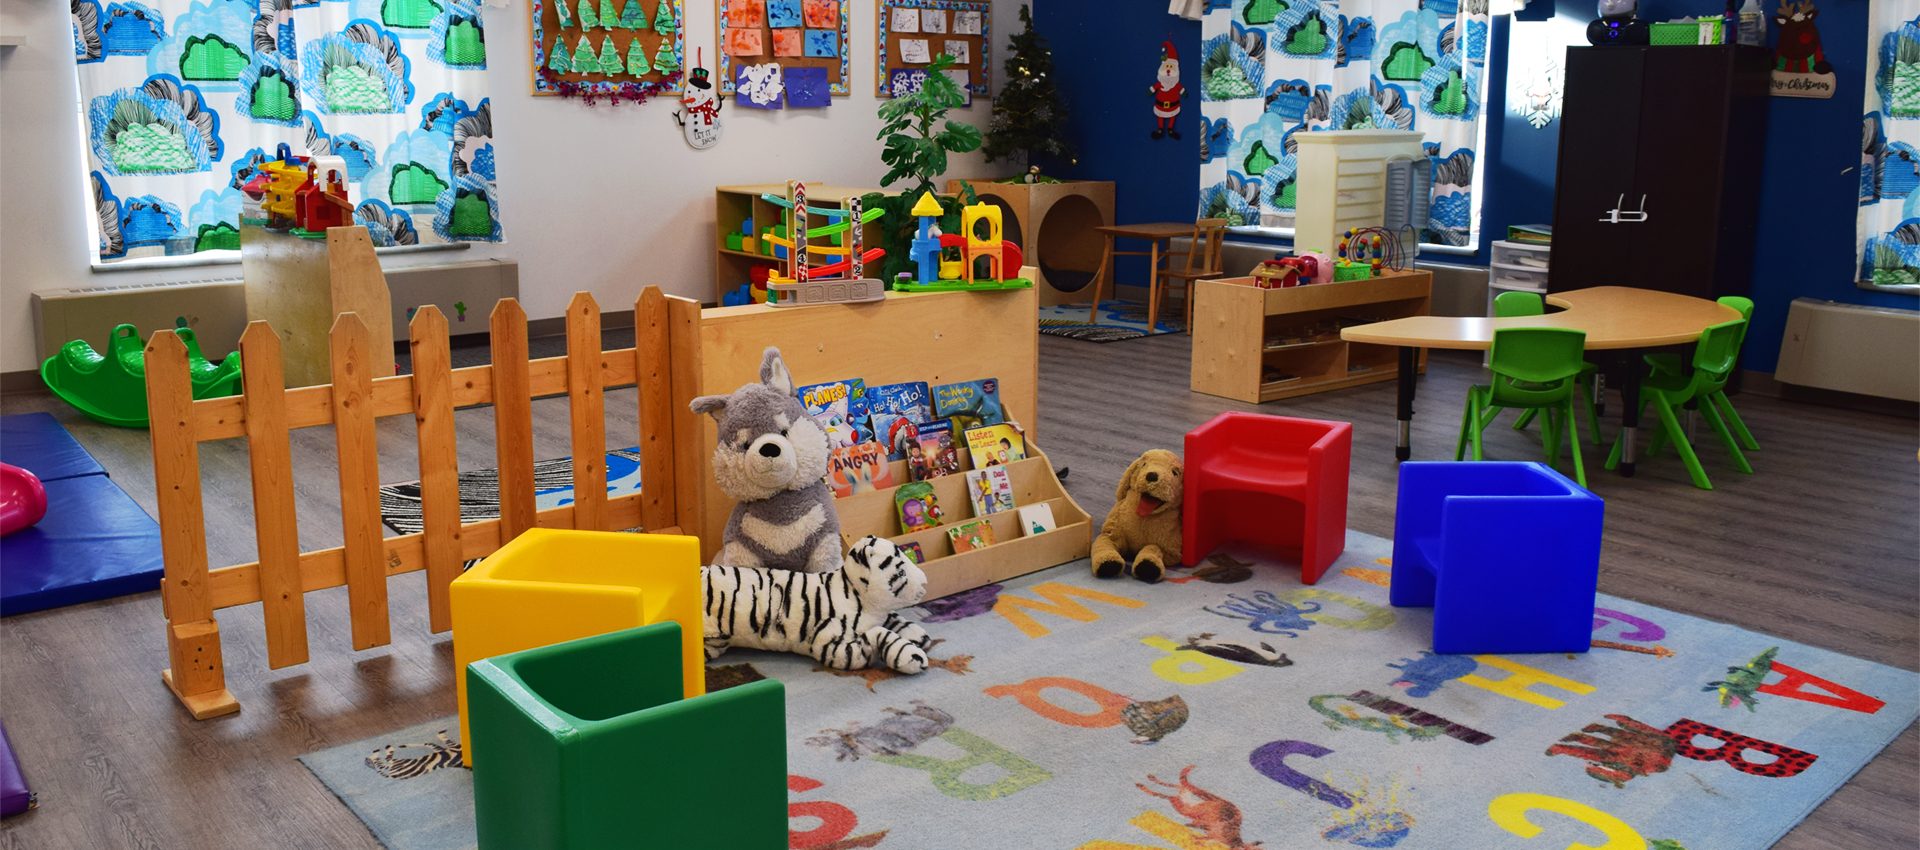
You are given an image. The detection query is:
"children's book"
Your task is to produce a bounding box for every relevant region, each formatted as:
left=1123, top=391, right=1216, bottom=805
left=827, top=441, right=893, bottom=498
left=898, top=541, right=926, bottom=564
left=911, top=420, right=962, bottom=481
left=931, top=379, right=1005, bottom=429
left=865, top=381, right=931, bottom=461
left=947, top=518, right=996, bottom=553
left=1017, top=503, right=1057, bottom=537
left=964, top=423, right=1028, bottom=469
left=965, top=467, right=1015, bottom=516
left=798, top=378, right=868, bottom=448
left=895, top=481, right=945, bottom=532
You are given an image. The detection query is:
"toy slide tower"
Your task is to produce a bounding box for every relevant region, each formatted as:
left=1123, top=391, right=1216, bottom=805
left=911, top=190, right=944, bottom=287
left=962, top=203, right=1005, bottom=283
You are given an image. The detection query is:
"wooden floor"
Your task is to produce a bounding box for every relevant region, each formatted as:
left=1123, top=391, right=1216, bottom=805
left=1, top=332, right=1914, bottom=849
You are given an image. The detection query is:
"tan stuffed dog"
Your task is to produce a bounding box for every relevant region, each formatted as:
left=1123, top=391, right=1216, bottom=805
left=1091, top=449, right=1184, bottom=583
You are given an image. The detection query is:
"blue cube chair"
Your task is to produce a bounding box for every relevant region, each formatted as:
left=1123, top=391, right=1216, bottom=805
left=1389, top=462, right=1604, bottom=655
left=466, top=622, right=788, bottom=850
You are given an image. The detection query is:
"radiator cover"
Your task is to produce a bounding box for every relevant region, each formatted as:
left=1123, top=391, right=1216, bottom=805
left=1773, top=298, right=1919, bottom=402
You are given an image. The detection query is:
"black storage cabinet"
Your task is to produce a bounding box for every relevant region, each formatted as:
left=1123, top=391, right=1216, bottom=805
left=1548, top=45, right=1772, bottom=300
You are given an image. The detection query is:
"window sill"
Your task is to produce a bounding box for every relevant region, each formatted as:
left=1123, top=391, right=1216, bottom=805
left=1858, top=279, right=1920, bottom=295
left=89, top=241, right=469, bottom=274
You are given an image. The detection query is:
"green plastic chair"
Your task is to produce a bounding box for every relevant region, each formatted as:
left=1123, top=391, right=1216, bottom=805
left=1486, top=292, right=1602, bottom=447
left=1458, top=327, right=1590, bottom=487
left=39, top=324, right=242, bottom=428
left=1642, top=296, right=1758, bottom=454
left=1605, top=318, right=1751, bottom=490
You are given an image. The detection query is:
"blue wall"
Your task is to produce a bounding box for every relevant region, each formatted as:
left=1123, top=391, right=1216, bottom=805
left=1036, top=0, right=1914, bottom=374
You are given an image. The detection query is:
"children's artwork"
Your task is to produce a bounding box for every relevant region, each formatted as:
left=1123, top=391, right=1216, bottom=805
left=865, top=381, right=931, bottom=459
left=932, top=379, right=1004, bottom=430
left=726, top=26, right=764, bottom=55
left=947, top=518, right=996, bottom=553
left=1152, top=39, right=1184, bottom=140
left=896, top=541, right=926, bottom=564
left=767, top=0, right=801, bottom=27
left=719, top=0, right=848, bottom=96
left=799, top=379, right=867, bottom=446
left=735, top=62, right=784, bottom=106
left=727, top=0, right=766, bottom=27
left=944, top=40, right=969, bottom=65
left=804, top=29, right=839, bottom=57
left=891, top=7, right=921, bottom=32
left=920, top=9, right=946, bottom=33
left=898, top=38, right=931, bottom=64
left=952, top=9, right=981, bottom=34
left=786, top=66, right=830, bottom=106
left=803, top=0, right=838, bottom=28
left=827, top=441, right=893, bottom=497
left=877, top=0, right=989, bottom=96
left=1017, top=503, right=1057, bottom=537
left=964, top=423, right=1026, bottom=469
left=535, top=0, right=686, bottom=97
left=965, top=467, right=1015, bottom=516
left=895, top=481, right=945, bottom=532
left=773, top=28, right=804, bottom=56
left=912, top=420, right=961, bottom=481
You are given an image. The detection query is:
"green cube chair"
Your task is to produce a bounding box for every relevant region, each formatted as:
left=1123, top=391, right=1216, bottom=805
left=466, top=622, right=788, bottom=850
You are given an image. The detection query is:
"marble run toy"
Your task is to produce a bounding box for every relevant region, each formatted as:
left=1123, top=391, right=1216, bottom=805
left=758, top=181, right=889, bottom=307
left=894, top=191, right=1032, bottom=293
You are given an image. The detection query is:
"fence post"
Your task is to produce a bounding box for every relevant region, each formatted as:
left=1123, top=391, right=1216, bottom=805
left=636, top=286, right=676, bottom=531
left=565, top=292, right=607, bottom=530
left=490, top=299, right=536, bottom=541
left=410, top=306, right=462, bottom=633
left=239, top=322, right=308, bottom=667
left=330, top=312, right=391, bottom=650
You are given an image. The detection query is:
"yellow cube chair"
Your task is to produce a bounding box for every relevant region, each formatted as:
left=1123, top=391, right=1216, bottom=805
left=451, top=529, right=704, bottom=765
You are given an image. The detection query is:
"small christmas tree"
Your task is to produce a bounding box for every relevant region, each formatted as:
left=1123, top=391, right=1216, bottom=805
left=574, top=34, right=598, bottom=72
left=652, top=38, right=680, bottom=73
left=599, top=0, right=615, bottom=30
left=653, top=0, right=677, bottom=34
left=981, top=5, right=1073, bottom=172
left=548, top=36, right=572, bottom=73
left=627, top=37, right=650, bottom=74
left=600, top=35, right=624, bottom=73
left=555, top=0, right=573, bottom=27
left=578, top=0, right=598, bottom=29
left=619, top=0, right=649, bottom=30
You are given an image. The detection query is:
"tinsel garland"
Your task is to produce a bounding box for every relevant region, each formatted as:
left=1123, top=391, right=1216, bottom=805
left=538, top=67, right=685, bottom=106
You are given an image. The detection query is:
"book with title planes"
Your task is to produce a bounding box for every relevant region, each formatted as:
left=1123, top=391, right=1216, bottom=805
left=865, top=381, right=931, bottom=461
left=964, top=423, right=1027, bottom=469
left=797, top=379, right=868, bottom=449
left=826, top=441, right=893, bottom=498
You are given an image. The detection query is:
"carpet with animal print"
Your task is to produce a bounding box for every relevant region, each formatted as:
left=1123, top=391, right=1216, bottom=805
left=297, top=531, right=1919, bottom=850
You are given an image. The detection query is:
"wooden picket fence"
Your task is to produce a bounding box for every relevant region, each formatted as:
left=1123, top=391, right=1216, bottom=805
left=144, top=286, right=687, bottom=719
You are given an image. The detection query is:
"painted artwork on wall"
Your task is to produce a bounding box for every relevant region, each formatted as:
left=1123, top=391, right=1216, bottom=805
left=531, top=0, right=686, bottom=99
left=719, top=0, right=851, bottom=97
left=877, top=0, right=990, bottom=97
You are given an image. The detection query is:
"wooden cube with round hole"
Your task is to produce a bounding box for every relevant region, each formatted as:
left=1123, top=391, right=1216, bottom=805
left=451, top=528, right=704, bottom=766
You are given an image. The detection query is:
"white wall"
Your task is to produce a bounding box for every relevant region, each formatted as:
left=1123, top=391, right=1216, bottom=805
left=0, top=0, right=1029, bottom=374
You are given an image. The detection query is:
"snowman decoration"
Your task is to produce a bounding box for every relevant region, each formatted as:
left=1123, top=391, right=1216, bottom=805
left=1151, top=41, right=1184, bottom=141
left=675, top=64, right=723, bottom=150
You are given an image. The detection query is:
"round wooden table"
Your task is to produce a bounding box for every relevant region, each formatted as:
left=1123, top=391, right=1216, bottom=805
left=1339, top=286, right=1742, bottom=475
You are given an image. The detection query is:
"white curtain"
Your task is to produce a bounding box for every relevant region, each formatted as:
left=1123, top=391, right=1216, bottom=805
left=1197, top=0, right=1489, bottom=247
left=74, top=0, right=501, bottom=262
left=1858, top=0, right=1920, bottom=286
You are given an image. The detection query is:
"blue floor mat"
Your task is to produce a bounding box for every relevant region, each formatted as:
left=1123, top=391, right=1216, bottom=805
left=1, top=413, right=105, bottom=483
left=1, top=472, right=163, bottom=616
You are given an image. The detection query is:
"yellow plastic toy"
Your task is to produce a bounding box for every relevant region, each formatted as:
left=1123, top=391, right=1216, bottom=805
left=260, top=159, right=308, bottom=223
left=961, top=203, right=1007, bottom=283
left=450, top=528, right=704, bottom=766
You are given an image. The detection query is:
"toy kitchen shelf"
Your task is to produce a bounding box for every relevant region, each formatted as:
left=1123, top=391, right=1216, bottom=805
left=713, top=183, right=884, bottom=303
left=1189, top=269, right=1432, bottom=403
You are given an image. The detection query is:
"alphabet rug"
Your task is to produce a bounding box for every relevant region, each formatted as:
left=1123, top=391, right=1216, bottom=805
left=299, top=531, right=1919, bottom=850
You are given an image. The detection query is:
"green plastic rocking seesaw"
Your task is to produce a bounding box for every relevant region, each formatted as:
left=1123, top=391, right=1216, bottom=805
left=40, top=322, right=242, bottom=428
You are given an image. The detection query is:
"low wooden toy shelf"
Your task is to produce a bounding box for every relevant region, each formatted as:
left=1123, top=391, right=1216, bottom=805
left=833, top=447, right=1091, bottom=601
left=1189, top=270, right=1432, bottom=404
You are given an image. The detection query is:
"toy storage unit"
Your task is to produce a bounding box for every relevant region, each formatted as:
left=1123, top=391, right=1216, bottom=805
left=714, top=183, right=883, bottom=303
left=1291, top=130, right=1427, bottom=258
left=668, top=283, right=1092, bottom=600
left=1486, top=240, right=1551, bottom=365
left=946, top=179, right=1115, bottom=308
left=1189, top=270, right=1432, bottom=404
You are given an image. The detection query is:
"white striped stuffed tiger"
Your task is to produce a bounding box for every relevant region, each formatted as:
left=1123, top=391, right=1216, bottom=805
left=703, top=535, right=934, bottom=672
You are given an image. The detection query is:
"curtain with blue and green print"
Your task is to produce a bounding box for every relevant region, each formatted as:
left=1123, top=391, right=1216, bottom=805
left=73, top=0, right=501, bottom=262
left=1197, top=0, right=1489, bottom=247
left=1859, top=2, right=1920, bottom=287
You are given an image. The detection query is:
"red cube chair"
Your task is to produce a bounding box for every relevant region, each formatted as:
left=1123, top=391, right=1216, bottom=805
left=1182, top=412, right=1352, bottom=584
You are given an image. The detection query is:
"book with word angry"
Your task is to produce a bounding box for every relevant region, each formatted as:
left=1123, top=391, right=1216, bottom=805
left=827, top=441, right=893, bottom=498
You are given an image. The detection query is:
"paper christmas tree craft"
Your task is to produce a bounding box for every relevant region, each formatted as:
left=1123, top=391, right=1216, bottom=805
left=600, top=35, right=624, bottom=74
left=548, top=36, right=573, bottom=73
left=574, top=34, right=599, bottom=73
left=578, top=0, right=598, bottom=29
left=555, top=0, right=574, bottom=27
left=627, top=37, right=649, bottom=74
left=619, top=0, right=649, bottom=30
left=599, top=0, right=616, bottom=29
left=654, top=0, right=677, bottom=34
left=652, top=39, right=681, bottom=73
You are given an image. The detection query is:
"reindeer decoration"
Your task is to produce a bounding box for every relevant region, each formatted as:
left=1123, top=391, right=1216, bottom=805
left=1772, top=1, right=1833, bottom=75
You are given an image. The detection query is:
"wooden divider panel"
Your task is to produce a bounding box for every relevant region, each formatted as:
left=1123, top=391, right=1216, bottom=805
left=329, top=313, right=391, bottom=650
left=565, top=293, right=607, bottom=531
left=635, top=287, right=677, bottom=531
left=409, top=306, right=462, bottom=634
left=238, top=322, right=309, bottom=668
left=666, top=295, right=707, bottom=541
left=490, top=300, right=536, bottom=541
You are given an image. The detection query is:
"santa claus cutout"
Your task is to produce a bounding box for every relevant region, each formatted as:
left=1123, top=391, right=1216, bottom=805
left=1151, top=41, right=1184, bottom=140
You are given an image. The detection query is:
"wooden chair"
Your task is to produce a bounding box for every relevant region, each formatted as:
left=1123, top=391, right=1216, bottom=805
left=1160, top=218, right=1228, bottom=333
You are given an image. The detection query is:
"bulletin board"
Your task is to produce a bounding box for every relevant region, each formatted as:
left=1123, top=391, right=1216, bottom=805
left=531, top=0, right=686, bottom=96
left=874, top=0, right=990, bottom=98
left=717, top=0, right=855, bottom=97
